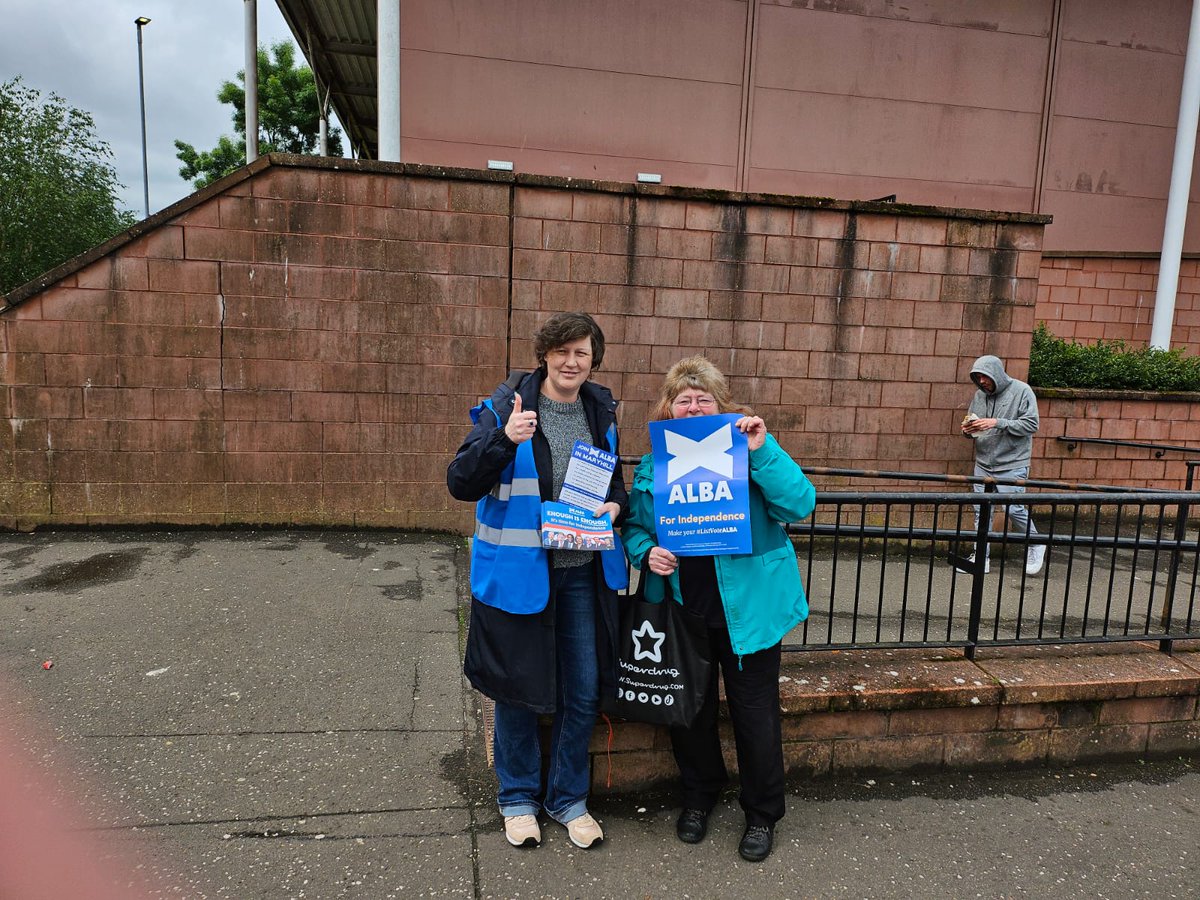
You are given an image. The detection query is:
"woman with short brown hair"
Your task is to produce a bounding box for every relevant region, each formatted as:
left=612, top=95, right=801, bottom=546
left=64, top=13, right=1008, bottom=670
left=448, top=312, right=627, bottom=851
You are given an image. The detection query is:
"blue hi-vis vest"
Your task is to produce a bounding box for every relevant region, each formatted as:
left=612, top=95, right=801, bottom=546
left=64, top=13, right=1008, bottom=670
left=470, top=397, right=629, bottom=613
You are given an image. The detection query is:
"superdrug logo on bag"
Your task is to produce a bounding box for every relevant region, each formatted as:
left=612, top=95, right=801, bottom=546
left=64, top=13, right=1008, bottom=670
left=617, top=646, right=685, bottom=709
left=605, top=584, right=711, bottom=728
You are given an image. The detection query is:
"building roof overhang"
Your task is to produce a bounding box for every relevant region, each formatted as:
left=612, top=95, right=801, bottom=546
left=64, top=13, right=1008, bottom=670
left=274, top=0, right=379, bottom=159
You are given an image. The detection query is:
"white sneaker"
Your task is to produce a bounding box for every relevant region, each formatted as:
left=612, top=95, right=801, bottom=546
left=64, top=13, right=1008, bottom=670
left=954, top=554, right=989, bottom=575
left=1026, top=544, right=1046, bottom=576
left=564, top=812, right=604, bottom=849
left=504, top=814, right=541, bottom=847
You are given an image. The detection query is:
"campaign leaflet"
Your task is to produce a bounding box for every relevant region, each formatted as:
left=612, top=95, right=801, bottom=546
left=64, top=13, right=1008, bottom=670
left=558, top=440, right=618, bottom=512
left=649, top=413, right=752, bottom=555
left=540, top=501, right=615, bottom=551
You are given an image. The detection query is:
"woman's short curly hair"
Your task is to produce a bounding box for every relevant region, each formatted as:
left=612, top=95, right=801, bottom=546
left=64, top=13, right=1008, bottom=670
left=650, top=355, right=752, bottom=421
left=532, top=312, right=606, bottom=370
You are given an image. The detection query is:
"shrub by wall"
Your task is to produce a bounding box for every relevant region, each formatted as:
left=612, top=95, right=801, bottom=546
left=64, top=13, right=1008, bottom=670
left=1030, top=323, right=1200, bottom=392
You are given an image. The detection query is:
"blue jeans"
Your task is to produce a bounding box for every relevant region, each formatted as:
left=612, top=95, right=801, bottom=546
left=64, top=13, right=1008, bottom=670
left=971, top=464, right=1039, bottom=559
left=492, top=563, right=598, bottom=823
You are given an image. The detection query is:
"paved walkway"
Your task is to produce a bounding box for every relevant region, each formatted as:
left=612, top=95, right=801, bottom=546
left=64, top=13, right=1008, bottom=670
left=2, top=530, right=1198, bottom=898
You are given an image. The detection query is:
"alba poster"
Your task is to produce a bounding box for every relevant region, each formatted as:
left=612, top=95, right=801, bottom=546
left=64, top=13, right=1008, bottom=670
left=649, top=413, right=752, bottom=556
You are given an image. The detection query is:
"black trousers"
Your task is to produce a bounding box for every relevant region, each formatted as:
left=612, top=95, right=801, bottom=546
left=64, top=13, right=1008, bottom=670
left=669, top=627, right=784, bottom=828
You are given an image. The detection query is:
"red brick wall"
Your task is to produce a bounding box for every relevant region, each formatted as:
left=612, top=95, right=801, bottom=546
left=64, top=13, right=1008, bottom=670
left=1, top=157, right=1051, bottom=530
left=1030, top=256, right=1200, bottom=489
left=1, top=162, right=510, bottom=529
left=511, top=188, right=1044, bottom=476
left=1037, top=255, right=1200, bottom=355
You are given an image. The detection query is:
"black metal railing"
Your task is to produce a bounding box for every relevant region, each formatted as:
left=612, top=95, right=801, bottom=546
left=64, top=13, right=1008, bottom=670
left=619, top=459, right=1200, bottom=658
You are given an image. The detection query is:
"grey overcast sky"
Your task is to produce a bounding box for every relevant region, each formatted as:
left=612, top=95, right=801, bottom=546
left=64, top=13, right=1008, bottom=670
left=3, top=0, right=345, bottom=218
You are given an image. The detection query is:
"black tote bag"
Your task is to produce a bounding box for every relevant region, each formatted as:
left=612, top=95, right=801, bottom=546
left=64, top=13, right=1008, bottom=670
left=604, top=574, right=711, bottom=728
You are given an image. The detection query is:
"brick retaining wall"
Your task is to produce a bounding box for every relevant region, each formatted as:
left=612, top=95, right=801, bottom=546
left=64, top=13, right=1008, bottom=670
left=587, top=643, right=1200, bottom=793
left=1034, top=389, right=1200, bottom=487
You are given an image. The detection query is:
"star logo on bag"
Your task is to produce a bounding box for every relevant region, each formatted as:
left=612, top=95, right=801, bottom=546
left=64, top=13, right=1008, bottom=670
left=631, top=619, right=666, bottom=663
left=665, top=424, right=734, bottom=483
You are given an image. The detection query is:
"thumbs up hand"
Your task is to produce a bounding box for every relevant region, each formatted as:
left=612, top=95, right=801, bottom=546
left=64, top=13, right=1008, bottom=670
left=504, top=393, right=538, bottom=444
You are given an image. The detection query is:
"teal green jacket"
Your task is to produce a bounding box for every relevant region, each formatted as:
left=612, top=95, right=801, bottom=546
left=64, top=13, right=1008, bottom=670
left=622, top=434, right=817, bottom=657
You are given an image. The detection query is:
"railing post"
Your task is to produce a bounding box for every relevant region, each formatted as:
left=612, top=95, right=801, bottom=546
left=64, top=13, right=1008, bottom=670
left=1159, top=461, right=1198, bottom=652
left=964, top=484, right=995, bottom=661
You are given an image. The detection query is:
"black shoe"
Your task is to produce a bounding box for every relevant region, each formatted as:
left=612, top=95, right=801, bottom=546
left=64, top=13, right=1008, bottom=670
left=738, top=824, right=773, bottom=862
left=676, top=808, right=709, bottom=844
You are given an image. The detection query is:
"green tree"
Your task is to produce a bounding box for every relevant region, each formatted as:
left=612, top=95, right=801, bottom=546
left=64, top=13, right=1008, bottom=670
left=175, top=41, right=343, bottom=189
left=0, top=77, right=136, bottom=294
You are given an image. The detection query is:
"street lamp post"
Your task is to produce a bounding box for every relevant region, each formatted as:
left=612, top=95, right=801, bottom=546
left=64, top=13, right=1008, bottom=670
left=135, top=16, right=151, bottom=219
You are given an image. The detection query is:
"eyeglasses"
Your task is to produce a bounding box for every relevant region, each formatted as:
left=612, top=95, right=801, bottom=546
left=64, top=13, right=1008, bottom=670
left=672, top=396, right=716, bottom=410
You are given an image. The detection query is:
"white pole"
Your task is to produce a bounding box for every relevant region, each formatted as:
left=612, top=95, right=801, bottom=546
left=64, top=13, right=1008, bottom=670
left=1152, top=0, right=1200, bottom=349
left=244, top=0, right=259, bottom=163
left=377, top=0, right=401, bottom=161
left=311, top=37, right=330, bottom=158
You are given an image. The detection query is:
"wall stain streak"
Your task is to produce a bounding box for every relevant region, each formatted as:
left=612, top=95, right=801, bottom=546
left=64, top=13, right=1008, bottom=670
left=623, top=195, right=640, bottom=310
left=715, top=205, right=749, bottom=292
left=833, top=212, right=861, bottom=379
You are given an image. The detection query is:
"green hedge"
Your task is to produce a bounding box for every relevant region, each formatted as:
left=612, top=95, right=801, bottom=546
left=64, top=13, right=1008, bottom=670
left=1028, top=323, right=1200, bottom=391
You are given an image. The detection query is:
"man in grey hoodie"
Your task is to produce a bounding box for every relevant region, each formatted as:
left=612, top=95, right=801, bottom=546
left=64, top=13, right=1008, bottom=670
left=958, top=355, right=1046, bottom=576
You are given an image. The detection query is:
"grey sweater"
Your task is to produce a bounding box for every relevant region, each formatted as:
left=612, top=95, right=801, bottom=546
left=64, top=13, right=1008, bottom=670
left=966, top=355, right=1039, bottom=473
left=539, top=394, right=592, bottom=569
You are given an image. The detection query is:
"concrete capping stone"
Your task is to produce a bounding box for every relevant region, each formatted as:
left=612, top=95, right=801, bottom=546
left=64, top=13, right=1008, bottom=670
left=1041, top=250, right=1200, bottom=259
left=977, top=645, right=1200, bottom=704
left=777, top=647, right=1002, bottom=712
left=239, top=156, right=1051, bottom=226
left=1036, top=387, right=1200, bottom=402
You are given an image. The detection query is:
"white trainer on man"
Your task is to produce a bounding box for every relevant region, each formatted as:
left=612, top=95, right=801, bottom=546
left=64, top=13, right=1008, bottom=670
left=1026, top=543, right=1046, bottom=576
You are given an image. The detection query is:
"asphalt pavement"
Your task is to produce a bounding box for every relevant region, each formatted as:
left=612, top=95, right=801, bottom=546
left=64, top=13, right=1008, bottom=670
left=1, top=530, right=1198, bottom=899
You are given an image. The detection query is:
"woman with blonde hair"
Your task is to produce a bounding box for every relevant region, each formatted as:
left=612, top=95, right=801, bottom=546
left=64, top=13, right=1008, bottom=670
left=622, top=355, right=815, bottom=862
